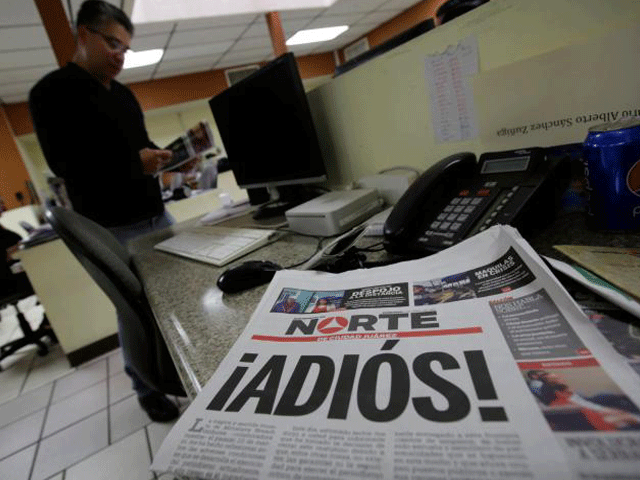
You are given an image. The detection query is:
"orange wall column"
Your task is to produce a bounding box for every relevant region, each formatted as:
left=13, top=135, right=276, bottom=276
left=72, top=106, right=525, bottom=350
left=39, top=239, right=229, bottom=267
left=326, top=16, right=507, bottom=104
left=0, top=0, right=72, bottom=210
left=0, top=107, right=32, bottom=210
left=265, top=12, right=288, bottom=56
left=34, top=0, right=75, bottom=67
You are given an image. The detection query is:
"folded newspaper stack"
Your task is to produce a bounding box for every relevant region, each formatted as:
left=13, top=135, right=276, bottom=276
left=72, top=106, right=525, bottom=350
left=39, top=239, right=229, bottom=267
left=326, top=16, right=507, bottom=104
left=152, top=225, right=640, bottom=480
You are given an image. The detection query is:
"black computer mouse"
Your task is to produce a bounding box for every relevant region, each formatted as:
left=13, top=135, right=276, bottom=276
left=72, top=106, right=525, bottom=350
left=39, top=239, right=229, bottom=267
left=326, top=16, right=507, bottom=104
left=216, top=260, right=282, bottom=293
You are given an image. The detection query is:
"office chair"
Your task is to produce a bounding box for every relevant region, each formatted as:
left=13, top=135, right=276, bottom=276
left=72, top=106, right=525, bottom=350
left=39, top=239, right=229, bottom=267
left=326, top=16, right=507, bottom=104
left=0, top=287, right=57, bottom=371
left=45, top=207, right=185, bottom=396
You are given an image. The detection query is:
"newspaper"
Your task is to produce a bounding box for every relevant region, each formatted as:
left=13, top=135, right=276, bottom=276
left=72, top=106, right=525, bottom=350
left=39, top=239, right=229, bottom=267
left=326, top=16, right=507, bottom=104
left=152, top=226, right=640, bottom=480
left=161, top=121, right=215, bottom=173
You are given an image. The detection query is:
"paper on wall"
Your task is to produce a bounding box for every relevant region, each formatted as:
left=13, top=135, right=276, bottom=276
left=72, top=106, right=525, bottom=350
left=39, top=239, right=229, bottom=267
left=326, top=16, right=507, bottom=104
left=424, top=35, right=479, bottom=143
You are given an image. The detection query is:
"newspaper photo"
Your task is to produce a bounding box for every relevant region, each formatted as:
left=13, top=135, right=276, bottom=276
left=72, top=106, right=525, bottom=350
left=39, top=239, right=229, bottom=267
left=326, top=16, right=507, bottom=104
left=161, top=121, right=215, bottom=173
left=152, top=226, right=640, bottom=480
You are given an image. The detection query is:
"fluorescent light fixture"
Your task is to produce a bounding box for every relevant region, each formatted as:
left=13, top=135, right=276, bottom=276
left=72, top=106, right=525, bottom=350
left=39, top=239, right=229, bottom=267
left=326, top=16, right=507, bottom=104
left=132, top=0, right=337, bottom=24
left=124, top=49, right=164, bottom=69
left=286, top=26, right=349, bottom=46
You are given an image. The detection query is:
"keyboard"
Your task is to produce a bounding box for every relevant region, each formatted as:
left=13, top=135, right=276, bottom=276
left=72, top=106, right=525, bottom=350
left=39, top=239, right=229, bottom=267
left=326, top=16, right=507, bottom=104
left=154, top=226, right=278, bottom=267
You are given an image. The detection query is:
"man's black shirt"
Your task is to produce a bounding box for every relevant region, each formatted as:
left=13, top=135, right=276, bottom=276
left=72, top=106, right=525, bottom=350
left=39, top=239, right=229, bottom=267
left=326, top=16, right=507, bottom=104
left=29, top=63, right=164, bottom=227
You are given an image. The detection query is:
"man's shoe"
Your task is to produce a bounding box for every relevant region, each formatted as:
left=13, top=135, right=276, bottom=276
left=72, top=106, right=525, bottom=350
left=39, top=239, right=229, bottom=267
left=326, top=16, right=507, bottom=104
left=138, top=392, right=180, bottom=422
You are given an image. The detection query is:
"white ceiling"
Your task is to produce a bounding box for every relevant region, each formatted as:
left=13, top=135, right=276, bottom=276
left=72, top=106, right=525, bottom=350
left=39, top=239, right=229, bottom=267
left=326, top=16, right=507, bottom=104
left=0, top=0, right=419, bottom=104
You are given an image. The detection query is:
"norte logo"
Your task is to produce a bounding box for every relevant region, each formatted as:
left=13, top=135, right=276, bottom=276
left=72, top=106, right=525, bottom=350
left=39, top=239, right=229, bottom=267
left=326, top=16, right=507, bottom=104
left=316, top=316, right=348, bottom=334
left=285, top=311, right=439, bottom=337
left=629, top=159, right=640, bottom=197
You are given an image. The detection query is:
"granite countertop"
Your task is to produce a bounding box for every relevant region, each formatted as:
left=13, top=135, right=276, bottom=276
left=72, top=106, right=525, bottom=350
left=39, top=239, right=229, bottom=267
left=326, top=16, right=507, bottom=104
left=130, top=215, right=319, bottom=399
left=131, top=211, right=640, bottom=399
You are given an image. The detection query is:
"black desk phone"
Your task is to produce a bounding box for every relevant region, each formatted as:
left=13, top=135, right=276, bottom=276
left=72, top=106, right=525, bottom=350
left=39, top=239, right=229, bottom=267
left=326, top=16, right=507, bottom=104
left=383, top=147, right=570, bottom=255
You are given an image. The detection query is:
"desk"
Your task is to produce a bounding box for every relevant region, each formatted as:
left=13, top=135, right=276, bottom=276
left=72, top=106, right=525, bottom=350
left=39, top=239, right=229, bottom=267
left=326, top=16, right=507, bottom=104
left=130, top=211, right=640, bottom=399
left=130, top=215, right=319, bottom=397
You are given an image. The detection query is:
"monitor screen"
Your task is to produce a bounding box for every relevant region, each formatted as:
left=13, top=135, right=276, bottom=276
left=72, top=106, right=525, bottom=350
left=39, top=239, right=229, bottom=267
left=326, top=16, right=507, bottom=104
left=208, top=53, right=327, bottom=190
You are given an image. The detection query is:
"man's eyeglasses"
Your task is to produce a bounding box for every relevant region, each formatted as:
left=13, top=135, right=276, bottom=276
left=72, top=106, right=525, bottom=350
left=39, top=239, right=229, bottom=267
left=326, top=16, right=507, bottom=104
left=86, top=27, right=130, bottom=54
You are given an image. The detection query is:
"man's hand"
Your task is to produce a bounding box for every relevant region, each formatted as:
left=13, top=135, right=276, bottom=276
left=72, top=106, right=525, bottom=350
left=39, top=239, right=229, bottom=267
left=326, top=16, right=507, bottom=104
left=140, top=148, right=173, bottom=175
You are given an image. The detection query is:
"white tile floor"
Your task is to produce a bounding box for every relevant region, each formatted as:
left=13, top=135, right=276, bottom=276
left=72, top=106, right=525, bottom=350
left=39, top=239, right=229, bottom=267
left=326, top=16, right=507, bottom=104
left=0, top=297, right=189, bottom=480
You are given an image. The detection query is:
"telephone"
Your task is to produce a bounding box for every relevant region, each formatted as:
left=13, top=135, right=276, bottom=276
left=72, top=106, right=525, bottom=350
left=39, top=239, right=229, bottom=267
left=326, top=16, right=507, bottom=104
left=383, top=147, right=571, bottom=255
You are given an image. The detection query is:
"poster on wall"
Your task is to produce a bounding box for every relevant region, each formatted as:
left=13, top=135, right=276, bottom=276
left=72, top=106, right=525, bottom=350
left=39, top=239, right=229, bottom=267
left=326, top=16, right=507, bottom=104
left=473, top=26, right=640, bottom=150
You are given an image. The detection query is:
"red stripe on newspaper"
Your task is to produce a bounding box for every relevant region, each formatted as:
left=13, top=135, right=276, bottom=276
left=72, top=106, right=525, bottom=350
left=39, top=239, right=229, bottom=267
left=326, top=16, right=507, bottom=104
left=517, top=358, right=600, bottom=370
left=251, top=327, right=483, bottom=343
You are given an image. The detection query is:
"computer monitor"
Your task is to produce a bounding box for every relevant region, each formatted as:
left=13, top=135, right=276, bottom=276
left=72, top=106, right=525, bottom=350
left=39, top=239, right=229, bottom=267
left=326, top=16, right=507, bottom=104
left=208, top=52, right=327, bottom=218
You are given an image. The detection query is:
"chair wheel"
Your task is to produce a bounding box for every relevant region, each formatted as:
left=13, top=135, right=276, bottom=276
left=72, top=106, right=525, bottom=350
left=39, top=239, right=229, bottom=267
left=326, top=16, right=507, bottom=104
left=37, top=345, right=49, bottom=356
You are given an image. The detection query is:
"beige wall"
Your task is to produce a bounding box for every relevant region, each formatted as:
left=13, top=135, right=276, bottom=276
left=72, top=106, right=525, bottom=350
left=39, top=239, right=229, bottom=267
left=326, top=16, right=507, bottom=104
left=307, top=0, right=640, bottom=187
left=17, top=134, right=52, bottom=200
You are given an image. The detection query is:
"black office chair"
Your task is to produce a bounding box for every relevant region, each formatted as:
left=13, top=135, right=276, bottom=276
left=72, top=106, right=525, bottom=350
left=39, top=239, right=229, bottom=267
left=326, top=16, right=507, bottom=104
left=0, top=285, right=57, bottom=371
left=45, top=207, right=185, bottom=396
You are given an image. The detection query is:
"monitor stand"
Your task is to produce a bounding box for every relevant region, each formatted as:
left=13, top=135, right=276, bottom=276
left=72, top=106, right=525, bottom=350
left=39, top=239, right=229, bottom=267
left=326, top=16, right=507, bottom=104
left=251, top=185, right=321, bottom=220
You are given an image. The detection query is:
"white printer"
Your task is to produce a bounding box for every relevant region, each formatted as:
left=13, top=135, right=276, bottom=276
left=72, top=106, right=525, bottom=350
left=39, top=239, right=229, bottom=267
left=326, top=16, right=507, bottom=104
left=285, top=189, right=384, bottom=236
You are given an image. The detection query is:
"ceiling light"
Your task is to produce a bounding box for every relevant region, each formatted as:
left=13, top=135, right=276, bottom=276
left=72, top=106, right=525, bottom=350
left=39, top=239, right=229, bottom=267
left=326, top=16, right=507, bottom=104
left=132, top=0, right=337, bottom=24
left=124, top=49, right=164, bottom=69
left=286, top=26, right=349, bottom=46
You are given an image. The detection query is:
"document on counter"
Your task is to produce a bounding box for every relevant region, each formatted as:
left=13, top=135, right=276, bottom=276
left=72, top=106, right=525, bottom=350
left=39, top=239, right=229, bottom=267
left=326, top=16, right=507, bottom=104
left=554, top=245, right=640, bottom=301
left=545, top=255, right=640, bottom=320
left=425, top=35, right=479, bottom=143
left=152, top=225, right=640, bottom=480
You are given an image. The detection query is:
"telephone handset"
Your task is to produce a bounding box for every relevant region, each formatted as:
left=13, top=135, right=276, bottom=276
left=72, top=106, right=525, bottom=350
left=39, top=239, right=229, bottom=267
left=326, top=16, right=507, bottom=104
left=383, top=147, right=569, bottom=255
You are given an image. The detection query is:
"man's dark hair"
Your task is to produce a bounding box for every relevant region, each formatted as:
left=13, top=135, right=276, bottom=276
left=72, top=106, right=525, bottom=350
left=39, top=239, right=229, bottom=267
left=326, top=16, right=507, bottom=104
left=76, top=0, right=134, bottom=36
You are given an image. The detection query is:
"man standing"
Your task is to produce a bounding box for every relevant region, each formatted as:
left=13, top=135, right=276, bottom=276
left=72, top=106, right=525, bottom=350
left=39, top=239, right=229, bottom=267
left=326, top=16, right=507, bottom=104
left=29, top=1, right=179, bottom=421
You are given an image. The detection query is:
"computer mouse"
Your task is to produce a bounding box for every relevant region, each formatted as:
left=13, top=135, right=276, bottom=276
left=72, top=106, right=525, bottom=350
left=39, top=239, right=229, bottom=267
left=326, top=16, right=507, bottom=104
left=216, top=260, right=282, bottom=293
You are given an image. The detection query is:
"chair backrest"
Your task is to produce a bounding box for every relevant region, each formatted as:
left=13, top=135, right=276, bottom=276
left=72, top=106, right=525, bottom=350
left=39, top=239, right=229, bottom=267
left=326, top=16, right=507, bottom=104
left=46, top=207, right=184, bottom=396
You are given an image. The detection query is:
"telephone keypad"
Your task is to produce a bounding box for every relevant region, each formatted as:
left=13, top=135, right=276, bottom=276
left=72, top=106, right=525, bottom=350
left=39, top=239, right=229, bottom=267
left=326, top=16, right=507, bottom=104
left=419, top=187, right=500, bottom=248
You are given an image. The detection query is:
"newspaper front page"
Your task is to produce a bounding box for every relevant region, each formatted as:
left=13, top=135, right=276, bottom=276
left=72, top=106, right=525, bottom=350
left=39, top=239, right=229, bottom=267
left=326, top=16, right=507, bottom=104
left=152, top=226, right=640, bottom=480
